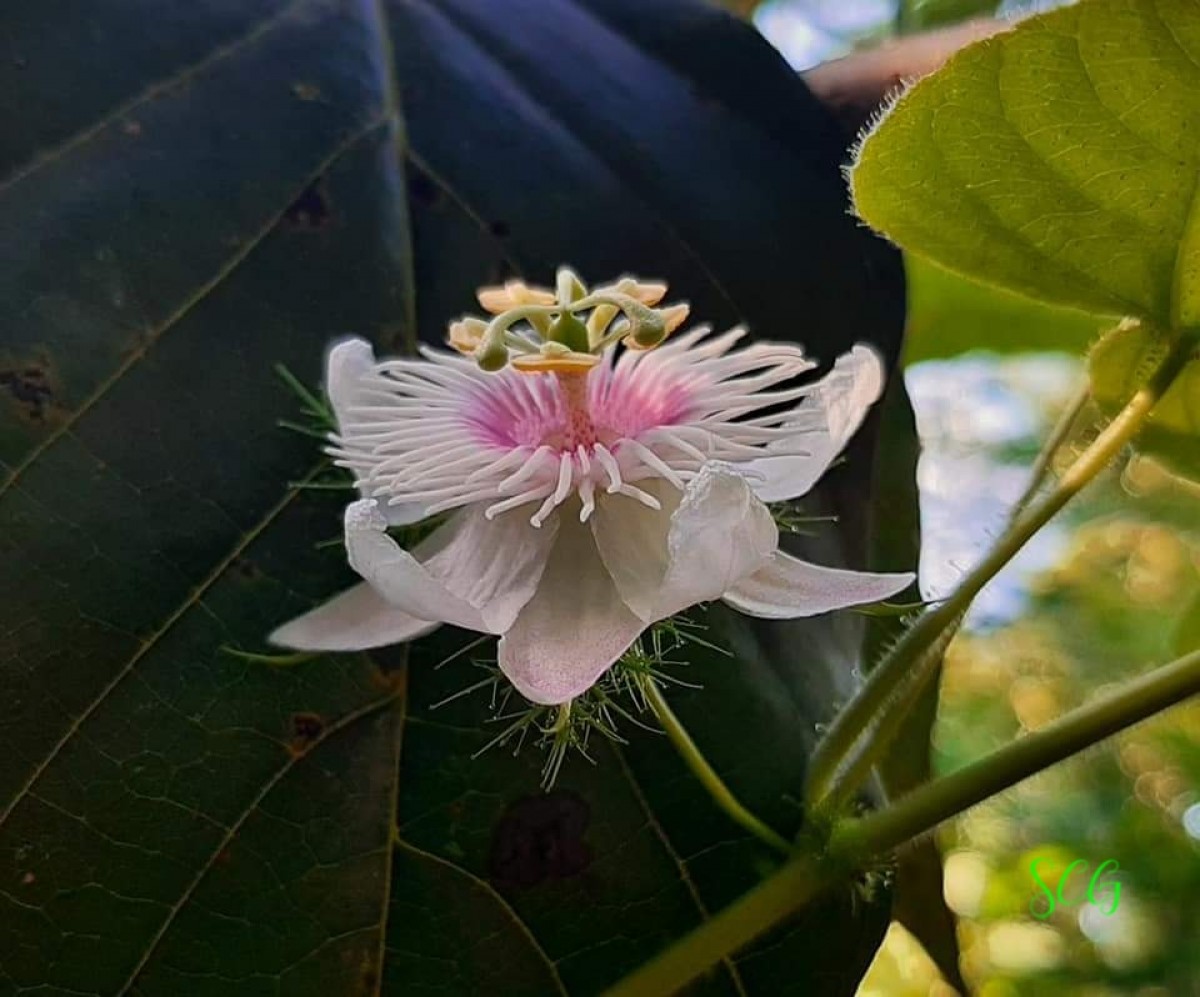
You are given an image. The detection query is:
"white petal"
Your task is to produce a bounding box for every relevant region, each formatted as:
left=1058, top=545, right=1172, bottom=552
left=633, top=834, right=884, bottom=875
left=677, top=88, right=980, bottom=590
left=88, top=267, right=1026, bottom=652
left=345, top=500, right=487, bottom=630
left=722, top=550, right=914, bottom=619
left=588, top=479, right=676, bottom=623
left=269, top=582, right=439, bottom=650
left=499, top=514, right=644, bottom=705
left=591, top=463, right=776, bottom=623
left=326, top=337, right=376, bottom=425
left=746, top=344, right=886, bottom=502
left=344, top=499, right=554, bottom=633
left=326, top=337, right=429, bottom=524
left=421, top=504, right=559, bottom=632
left=658, top=464, right=777, bottom=617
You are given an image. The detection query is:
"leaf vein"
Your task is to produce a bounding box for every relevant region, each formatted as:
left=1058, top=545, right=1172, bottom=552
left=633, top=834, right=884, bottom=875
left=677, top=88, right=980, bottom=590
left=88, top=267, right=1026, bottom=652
left=390, top=835, right=569, bottom=996
left=371, top=657, right=408, bottom=997
left=0, top=461, right=325, bottom=830
left=609, top=742, right=749, bottom=997
left=0, top=0, right=317, bottom=196
left=0, top=115, right=390, bottom=500
left=991, top=48, right=1163, bottom=244
left=921, top=97, right=1142, bottom=316
left=368, top=0, right=419, bottom=354
left=1147, top=0, right=1200, bottom=77
left=404, top=147, right=525, bottom=278
left=117, top=689, right=405, bottom=994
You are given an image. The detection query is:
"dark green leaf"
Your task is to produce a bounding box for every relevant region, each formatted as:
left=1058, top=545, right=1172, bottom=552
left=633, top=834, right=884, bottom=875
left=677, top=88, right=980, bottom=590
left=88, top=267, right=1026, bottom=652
left=0, top=0, right=916, bottom=993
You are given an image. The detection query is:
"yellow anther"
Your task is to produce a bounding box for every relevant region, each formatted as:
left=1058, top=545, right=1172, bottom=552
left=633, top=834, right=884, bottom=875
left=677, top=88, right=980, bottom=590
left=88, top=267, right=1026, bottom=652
left=595, top=277, right=668, bottom=307
left=660, top=302, right=690, bottom=333
left=476, top=280, right=557, bottom=314
left=447, top=317, right=488, bottom=354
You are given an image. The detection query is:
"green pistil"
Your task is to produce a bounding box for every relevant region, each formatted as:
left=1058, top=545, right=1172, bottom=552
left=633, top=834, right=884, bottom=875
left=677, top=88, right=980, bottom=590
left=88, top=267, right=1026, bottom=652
left=547, top=312, right=591, bottom=353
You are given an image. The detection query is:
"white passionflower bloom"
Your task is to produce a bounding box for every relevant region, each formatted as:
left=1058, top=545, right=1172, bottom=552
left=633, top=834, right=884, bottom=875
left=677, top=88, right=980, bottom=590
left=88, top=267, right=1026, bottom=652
left=271, top=268, right=914, bottom=704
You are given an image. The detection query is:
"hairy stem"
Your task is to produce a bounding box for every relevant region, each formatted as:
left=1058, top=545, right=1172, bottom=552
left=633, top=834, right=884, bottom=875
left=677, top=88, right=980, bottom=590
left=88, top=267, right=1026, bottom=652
left=833, top=378, right=1094, bottom=811
left=830, top=647, right=1200, bottom=856
left=607, top=647, right=1200, bottom=996
left=1013, top=379, right=1092, bottom=514
left=643, top=678, right=793, bottom=856
left=805, top=336, right=1194, bottom=809
left=817, top=378, right=1091, bottom=812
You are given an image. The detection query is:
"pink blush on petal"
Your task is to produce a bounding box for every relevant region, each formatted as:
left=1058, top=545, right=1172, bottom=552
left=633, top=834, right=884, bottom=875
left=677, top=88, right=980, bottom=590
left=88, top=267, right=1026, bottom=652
left=461, top=363, right=695, bottom=454
left=462, top=373, right=565, bottom=448
left=589, top=363, right=697, bottom=439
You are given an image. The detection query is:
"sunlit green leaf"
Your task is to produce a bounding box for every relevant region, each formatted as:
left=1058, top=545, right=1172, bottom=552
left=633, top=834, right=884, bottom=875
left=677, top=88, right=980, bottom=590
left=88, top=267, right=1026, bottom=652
left=1089, top=320, right=1200, bottom=480
left=853, top=0, right=1200, bottom=330
left=905, top=255, right=1103, bottom=363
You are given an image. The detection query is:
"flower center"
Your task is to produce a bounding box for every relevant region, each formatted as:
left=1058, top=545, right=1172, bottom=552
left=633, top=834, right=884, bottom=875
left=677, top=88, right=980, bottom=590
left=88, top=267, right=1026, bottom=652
left=334, top=268, right=822, bottom=534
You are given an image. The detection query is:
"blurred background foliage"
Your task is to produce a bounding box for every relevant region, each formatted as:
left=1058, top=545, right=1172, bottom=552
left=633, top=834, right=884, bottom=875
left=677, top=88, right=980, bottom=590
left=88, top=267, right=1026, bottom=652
left=731, top=0, right=1200, bottom=992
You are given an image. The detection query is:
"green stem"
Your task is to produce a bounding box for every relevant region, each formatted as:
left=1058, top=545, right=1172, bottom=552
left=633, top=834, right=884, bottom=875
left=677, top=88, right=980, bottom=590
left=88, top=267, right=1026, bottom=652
left=503, top=331, right=541, bottom=354
left=553, top=700, right=572, bottom=735
left=819, top=379, right=1095, bottom=814
left=607, top=647, right=1200, bottom=997
left=831, top=646, right=1200, bottom=858
left=483, top=304, right=557, bottom=353
left=602, top=854, right=832, bottom=997
left=820, top=615, right=961, bottom=814
left=643, top=678, right=793, bottom=856
left=805, top=336, right=1194, bottom=810
left=1012, top=380, right=1092, bottom=514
